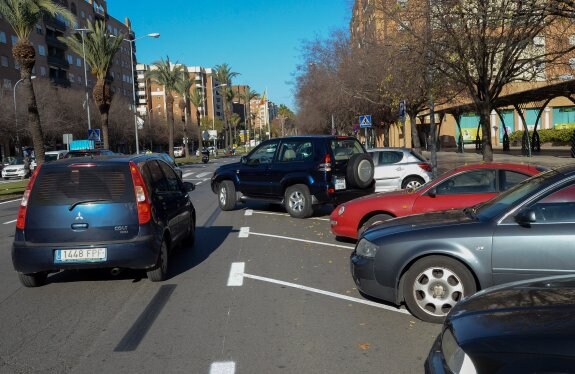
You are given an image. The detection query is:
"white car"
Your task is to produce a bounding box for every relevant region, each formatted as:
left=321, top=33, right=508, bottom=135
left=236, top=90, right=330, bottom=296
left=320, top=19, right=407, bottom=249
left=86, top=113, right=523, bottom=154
left=368, top=147, right=433, bottom=192
left=30, top=150, right=68, bottom=170
left=2, top=158, right=29, bottom=180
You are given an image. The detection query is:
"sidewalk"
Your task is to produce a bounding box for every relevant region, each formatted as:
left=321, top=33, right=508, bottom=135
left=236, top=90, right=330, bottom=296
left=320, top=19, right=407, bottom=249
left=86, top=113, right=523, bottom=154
left=421, top=144, right=574, bottom=173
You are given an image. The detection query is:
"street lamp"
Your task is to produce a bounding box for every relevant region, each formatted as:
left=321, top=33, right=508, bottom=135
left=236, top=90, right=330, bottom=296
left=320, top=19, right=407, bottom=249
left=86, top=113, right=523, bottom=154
left=13, top=76, right=36, bottom=155
left=75, top=28, right=92, bottom=130
left=121, top=32, right=160, bottom=154
left=211, top=83, right=227, bottom=149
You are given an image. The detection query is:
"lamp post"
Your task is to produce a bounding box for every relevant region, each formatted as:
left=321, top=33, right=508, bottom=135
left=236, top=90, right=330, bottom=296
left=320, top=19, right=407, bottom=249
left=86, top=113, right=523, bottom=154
left=13, top=76, right=36, bottom=156
left=122, top=32, right=160, bottom=154
left=75, top=28, right=92, bottom=131
left=211, top=83, right=227, bottom=150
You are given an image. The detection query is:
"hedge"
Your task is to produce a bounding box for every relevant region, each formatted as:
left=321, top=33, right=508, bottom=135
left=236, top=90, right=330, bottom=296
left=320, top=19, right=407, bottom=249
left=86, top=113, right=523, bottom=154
left=508, top=128, right=575, bottom=144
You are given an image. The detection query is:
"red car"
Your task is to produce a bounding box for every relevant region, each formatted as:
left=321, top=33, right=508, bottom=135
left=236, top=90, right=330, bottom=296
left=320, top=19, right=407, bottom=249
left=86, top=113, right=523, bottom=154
left=330, top=162, right=546, bottom=240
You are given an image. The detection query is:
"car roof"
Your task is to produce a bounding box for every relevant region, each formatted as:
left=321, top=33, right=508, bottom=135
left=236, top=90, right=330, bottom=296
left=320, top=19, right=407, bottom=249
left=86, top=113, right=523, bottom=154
left=446, top=162, right=547, bottom=173
left=41, top=154, right=165, bottom=167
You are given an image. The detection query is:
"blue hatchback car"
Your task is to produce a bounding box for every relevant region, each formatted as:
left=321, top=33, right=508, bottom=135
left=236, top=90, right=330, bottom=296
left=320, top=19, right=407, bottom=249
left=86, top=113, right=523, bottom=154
left=12, top=154, right=196, bottom=287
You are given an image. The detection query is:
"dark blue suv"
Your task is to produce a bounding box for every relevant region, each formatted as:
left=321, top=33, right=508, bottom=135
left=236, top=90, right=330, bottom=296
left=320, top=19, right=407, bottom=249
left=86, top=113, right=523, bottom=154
left=12, top=154, right=196, bottom=287
left=211, top=136, right=375, bottom=218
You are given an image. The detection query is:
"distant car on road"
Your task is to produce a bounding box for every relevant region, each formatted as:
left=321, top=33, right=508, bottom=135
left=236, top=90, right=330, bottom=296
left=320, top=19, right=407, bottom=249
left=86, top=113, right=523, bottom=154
left=1, top=157, right=30, bottom=180
left=426, top=275, right=575, bottom=373
left=173, top=146, right=184, bottom=158
left=350, top=163, right=575, bottom=323
left=331, top=162, right=545, bottom=240
left=368, top=148, right=432, bottom=192
left=11, top=153, right=196, bottom=287
left=211, top=136, right=375, bottom=218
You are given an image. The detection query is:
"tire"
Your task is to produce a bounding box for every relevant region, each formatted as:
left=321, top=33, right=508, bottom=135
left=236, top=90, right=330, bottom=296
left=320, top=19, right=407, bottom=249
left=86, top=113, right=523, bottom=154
left=218, top=180, right=236, bottom=211
left=401, top=176, right=425, bottom=190
left=358, top=213, right=393, bottom=237
left=147, top=241, right=168, bottom=282
left=284, top=184, right=314, bottom=218
left=403, top=256, right=476, bottom=323
left=346, top=154, right=374, bottom=189
left=18, top=272, right=47, bottom=287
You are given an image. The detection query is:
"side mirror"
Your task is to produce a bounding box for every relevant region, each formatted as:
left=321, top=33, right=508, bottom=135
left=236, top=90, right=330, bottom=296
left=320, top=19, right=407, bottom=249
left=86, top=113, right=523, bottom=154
left=427, top=187, right=437, bottom=198
left=183, top=181, right=195, bottom=192
left=515, top=208, right=536, bottom=225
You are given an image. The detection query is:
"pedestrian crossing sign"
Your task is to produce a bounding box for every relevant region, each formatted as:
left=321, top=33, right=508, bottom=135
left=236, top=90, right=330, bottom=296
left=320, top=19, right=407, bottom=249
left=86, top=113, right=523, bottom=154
left=359, top=115, right=372, bottom=128
left=88, top=129, right=101, bottom=141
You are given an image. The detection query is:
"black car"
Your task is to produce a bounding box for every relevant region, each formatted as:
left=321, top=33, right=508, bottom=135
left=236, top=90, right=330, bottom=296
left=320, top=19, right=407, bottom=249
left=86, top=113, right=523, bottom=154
left=351, top=163, right=575, bottom=323
left=211, top=136, right=375, bottom=218
left=157, top=152, right=183, bottom=179
left=425, top=275, right=575, bottom=373
left=12, top=154, right=196, bottom=287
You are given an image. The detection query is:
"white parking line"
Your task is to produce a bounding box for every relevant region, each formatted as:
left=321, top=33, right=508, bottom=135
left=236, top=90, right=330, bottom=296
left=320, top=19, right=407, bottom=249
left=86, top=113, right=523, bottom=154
left=196, top=172, right=211, bottom=178
left=183, top=172, right=195, bottom=178
left=244, top=210, right=329, bottom=221
left=210, top=361, right=235, bottom=374
left=3, top=219, right=16, bottom=225
left=226, top=262, right=409, bottom=315
left=238, top=227, right=354, bottom=250
left=227, top=262, right=245, bottom=286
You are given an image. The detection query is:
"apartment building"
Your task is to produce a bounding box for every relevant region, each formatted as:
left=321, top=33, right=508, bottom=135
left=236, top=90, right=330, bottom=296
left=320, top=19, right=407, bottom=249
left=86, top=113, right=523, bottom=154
left=350, top=0, right=575, bottom=148
left=0, top=0, right=133, bottom=99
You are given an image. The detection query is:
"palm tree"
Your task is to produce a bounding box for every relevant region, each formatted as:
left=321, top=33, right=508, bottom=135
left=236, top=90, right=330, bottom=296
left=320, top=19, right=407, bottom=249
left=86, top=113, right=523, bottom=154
left=146, top=57, right=184, bottom=158
left=189, top=88, right=205, bottom=153
left=175, top=70, right=192, bottom=158
left=0, top=0, right=75, bottom=165
left=241, top=88, right=258, bottom=147
left=230, top=113, right=241, bottom=147
left=60, top=20, right=124, bottom=150
left=213, top=63, right=238, bottom=150
left=224, top=87, right=235, bottom=149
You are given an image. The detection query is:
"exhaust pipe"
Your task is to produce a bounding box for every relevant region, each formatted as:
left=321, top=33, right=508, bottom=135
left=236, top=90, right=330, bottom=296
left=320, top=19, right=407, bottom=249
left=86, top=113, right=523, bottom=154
left=110, top=267, right=122, bottom=276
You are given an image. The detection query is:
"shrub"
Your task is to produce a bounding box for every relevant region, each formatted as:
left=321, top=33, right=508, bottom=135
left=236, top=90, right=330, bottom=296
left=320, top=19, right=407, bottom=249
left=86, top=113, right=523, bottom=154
left=508, top=128, right=575, bottom=144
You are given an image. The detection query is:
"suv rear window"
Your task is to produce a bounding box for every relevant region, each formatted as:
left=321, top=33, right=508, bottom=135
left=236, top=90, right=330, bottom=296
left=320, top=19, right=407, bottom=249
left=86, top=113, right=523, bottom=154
left=331, top=139, right=364, bottom=161
left=30, top=165, right=133, bottom=205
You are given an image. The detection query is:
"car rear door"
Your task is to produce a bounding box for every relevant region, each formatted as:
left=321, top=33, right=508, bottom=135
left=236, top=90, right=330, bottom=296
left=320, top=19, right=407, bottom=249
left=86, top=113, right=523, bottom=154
left=157, top=160, right=191, bottom=242
left=25, top=162, right=139, bottom=244
left=370, top=150, right=404, bottom=191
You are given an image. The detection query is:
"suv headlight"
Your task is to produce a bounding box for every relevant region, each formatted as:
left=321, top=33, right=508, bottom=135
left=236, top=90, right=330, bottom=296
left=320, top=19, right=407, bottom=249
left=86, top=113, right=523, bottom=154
left=356, top=238, right=378, bottom=258
left=441, top=329, right=477, bottom=374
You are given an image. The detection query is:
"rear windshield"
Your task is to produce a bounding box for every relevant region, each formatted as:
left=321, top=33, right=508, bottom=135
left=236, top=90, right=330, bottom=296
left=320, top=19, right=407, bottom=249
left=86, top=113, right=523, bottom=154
left=331, top=139, right=364, bottom=161
left=409, top=150, right=427, bottom=162
left=30, top=164, right=134, bottom=205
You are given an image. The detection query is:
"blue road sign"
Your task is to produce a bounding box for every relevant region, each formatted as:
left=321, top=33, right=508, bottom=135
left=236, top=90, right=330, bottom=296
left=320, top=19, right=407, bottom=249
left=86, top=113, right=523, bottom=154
left=88, top=129, right=101, bottom=142
left=399, top=100, right=406, bottom=117
left=359, top=115, right=372, bottom=128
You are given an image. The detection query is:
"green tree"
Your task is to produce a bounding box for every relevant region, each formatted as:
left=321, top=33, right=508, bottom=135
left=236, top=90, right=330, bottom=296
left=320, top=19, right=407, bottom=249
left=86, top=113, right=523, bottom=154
left=189, top=87, right=205, bottom=152
left=146, top=57, right=184, bottom=158
left=60, top=20, right=124, bottom=149
left=241, top=88, right=258, bottom=147
left=0, top=0, right=75, bottom=164
left=230, top=113, right=241, bottom=146
left=213, top=63, right=239, bottom=149
left=175, top=69, right=192, bottom=157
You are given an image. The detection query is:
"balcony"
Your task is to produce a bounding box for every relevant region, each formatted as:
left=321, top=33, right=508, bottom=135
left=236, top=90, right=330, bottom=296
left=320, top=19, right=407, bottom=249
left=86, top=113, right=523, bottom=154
left=47, top=56, right=69, bottom=69
left=45, top=35, right=67, bottom=50
left=43, top=15, right=67, bottom=32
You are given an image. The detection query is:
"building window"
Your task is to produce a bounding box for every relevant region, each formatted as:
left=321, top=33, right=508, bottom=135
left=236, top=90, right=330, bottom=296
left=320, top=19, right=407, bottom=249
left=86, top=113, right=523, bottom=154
left=69, top=73, right=74, bottom=81
left=38, top=45, right=46, bottom=56
left=0, top=32, right=6, bottom=43
left=35, top=24, right=43, bottom=34
left=0, top=56, right=7, bottom=67
left=76, top=57, right=81, bottom=66
left=113, top=27, right=118, bottom=35
left=3, top=79, right=12, bottom=89
left=77, top=76, right=82, bottom=83
left=80, top=10, right=85, bottom=18
left=67, top=54, right=73, bottom=64
left=40, top=66, right=47, bottom=76
left=11, top=35, right=17, bottom=45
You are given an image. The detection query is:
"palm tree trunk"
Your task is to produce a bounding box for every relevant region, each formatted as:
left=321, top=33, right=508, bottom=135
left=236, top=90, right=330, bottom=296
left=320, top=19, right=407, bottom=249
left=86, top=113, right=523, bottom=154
left=166, top=94, right=175, bottom=158
left=93, top=80, right=111, bottom=149
left=13, top=41, right=45, bottom=164
left=197, top=109, right=203, bottom=153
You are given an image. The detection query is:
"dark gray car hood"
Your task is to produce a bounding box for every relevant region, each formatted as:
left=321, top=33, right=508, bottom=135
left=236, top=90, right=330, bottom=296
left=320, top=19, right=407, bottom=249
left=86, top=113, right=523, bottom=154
left=362, top=209, right=476, bottom=241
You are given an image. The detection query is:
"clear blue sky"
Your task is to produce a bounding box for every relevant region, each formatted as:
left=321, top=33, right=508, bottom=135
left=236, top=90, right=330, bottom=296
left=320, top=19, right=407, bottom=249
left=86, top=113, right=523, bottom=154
left=106, top=0, right=353, bottom=112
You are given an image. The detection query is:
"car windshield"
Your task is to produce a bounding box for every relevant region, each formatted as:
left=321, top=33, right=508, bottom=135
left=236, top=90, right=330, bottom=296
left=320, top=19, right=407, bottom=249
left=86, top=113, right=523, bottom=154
left=475, top=169, right=560, bottom=220
left=45, top=154, right=60, bottom=162
left=7, top=158, right=24, bottom=165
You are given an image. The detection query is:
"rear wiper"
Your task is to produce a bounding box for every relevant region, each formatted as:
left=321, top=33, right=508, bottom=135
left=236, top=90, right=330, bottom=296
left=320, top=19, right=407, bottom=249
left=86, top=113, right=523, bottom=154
left=69, top=199, right=110, bottom=211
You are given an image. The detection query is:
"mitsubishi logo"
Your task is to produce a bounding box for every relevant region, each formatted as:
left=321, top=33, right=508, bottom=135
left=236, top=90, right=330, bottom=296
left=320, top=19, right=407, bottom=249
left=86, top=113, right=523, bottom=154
left=75, top=212, right=84, bottom=220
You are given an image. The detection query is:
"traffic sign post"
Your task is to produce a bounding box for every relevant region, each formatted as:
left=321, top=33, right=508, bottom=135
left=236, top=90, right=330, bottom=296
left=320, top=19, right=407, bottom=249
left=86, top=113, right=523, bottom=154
left=359, top=115, right=372, bottom=149
left=399, top=100, right=407, bottom=147
left=88, top=129, right=101, bottom=142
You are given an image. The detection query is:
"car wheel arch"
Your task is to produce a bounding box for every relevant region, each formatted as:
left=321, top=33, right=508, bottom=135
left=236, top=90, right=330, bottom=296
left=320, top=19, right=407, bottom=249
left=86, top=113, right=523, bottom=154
left=357, top=211, right=395, bottom=232
left=395, top=251, right=481, bottom=305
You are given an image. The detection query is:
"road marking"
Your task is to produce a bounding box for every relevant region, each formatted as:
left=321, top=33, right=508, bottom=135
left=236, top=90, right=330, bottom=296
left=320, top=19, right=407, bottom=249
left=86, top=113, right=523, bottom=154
left=244, top=210, right=328, bottom=221
left=227, top=262, right=409, bottom=315
left=196, top=172, right=211, bottom=178
left=210, top=362, right=235, bottom=374
left=238, top=227, right=354, bottom=249
left=238, top=227, right=250, bottom=238
left=3, top=219, right=16, bottom=225
left=183, top=172, right=195, bottom=178
left=227, top=262, right=245, bottom=286
left=0, top=199, right=20, bottom=205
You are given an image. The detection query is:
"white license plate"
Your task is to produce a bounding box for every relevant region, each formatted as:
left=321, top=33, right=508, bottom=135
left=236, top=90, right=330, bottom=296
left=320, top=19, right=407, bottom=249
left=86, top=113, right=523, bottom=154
left=55, top=248, right=107, bottom=263
left=335, top=177, right=346, bottom=190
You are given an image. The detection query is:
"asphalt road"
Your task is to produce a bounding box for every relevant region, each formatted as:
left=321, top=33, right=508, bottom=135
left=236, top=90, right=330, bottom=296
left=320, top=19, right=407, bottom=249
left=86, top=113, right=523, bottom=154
left=0, top=157, right=442, bottom=374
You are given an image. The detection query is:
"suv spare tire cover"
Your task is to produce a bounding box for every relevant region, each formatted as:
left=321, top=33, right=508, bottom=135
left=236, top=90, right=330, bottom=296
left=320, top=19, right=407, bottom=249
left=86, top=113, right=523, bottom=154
left=346, top=153, right=374, bottom=189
